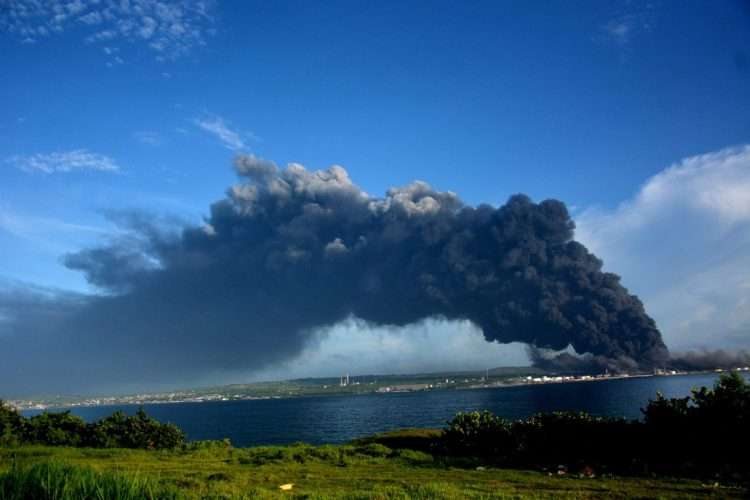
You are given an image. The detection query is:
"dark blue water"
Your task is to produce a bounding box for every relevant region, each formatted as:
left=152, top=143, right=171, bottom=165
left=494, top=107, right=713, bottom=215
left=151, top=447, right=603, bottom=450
left=24, top=374, right=729, bottom=447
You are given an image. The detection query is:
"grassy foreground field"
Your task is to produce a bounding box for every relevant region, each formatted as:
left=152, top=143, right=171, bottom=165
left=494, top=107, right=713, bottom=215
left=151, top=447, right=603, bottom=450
left=0, top=432, right=745, bottom=499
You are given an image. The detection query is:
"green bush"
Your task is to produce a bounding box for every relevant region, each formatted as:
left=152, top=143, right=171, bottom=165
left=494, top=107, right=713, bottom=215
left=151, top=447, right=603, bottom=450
left=437, top=373, right=750, bottom=480
left=641, top=371, right=750, bottom=476
left=351, top=428, right=441, bottom=454
left=0, top=404, right=185, bottom=450
left=305, top=444, right=341, bottom=462
left=394, top=448, right=433, bottom=465
left=23, top=411, right=87, bottom=447
left=86, top=408, right=185, bottom=449
left=0, top=403, right=23, bottom=447
left=441, top=411, right=515, bottom=459
left=354, top=442, right=392, bottom=458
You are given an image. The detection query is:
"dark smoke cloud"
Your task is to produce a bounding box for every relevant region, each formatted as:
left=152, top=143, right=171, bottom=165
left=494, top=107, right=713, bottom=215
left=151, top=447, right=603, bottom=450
left=529, top=347, right=750, bottom=375
left=0, top=156, right=668, bottom=396
left=526, top=347, right=640, bottom=374
left=669, top=349, right=750, bottom=371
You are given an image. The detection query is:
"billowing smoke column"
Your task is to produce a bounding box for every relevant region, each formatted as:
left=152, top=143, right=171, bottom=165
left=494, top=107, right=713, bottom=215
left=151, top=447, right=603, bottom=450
left=77, top=156, right=669, bottom=365
left=0, top=156, right=669, bottom=394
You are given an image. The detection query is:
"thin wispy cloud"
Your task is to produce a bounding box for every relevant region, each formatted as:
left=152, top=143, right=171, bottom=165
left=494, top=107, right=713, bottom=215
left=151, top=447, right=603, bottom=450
left=602, top=18, right=634, bottom=47
left=0, top=206, right=110, bottom=255
left=0, top=208, right=107, bottom=239
left=0, top=0, right=216, bottom=62
left=7, top=149, right=120, bottom=174
left=133, top=130, right=161, bottom=146
left=193, top=115, right=255, bottom=151
left=598, top=2, right=656, bottom=51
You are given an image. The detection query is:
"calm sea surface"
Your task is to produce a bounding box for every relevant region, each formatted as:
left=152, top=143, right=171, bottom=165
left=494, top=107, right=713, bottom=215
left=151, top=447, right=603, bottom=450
left=24, top=373, right=732, bottom=447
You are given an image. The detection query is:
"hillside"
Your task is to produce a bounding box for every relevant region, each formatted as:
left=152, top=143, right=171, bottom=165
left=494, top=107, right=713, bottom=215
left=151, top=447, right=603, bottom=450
left=0, top=440, right=744, bottom=499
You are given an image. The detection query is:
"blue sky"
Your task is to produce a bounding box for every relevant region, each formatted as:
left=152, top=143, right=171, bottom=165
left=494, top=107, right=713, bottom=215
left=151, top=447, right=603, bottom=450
left=1, top=0, right=750, bottom=388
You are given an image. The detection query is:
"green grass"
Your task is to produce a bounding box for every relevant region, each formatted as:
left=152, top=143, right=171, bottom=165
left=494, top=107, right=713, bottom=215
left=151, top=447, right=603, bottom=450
left=0, top=439, right=745, bottom=499
left=351, top=428, right=442, bottom=453
left=0, top=461, right=182, bottom=499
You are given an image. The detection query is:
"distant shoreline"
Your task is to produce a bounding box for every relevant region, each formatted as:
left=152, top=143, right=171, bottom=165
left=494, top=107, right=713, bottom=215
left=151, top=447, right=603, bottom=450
left=13, top=368, right=744, bottom=412
left=463, top=371, right=656, bottom=391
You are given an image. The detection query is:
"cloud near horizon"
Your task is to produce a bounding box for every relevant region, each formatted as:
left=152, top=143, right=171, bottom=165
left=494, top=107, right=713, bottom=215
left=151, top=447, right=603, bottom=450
left=576, top=145, right=750, bottom=353
left=254, top=317, right=528, bottom=382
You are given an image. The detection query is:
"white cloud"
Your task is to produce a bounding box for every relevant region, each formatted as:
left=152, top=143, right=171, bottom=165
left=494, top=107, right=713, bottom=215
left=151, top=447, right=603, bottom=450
left=0, top=0, right=215, bottom=62
left=251, top=317, right=529, bottom=381
left=602, top=19, right=632, bottom=46
left=7, top=149, right=120, bottom=174
left=576, top=145, right=750, bottom=352
left=79, top=11, right=103, bottom=25
left=193, top=116, right=254, bottom=151
left=0, top=206, right=109, bottom=255
left=133, top=130, right=161, bottom=146
left=598, top=3, right=655, bottom=50
left=0, top=208, right=106, bottom=238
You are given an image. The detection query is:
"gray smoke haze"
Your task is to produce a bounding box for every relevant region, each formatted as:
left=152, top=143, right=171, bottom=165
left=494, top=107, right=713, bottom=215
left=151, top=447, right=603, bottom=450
left=526, top=346, right=750, bottom=374
left=526, top=346, right=641, bottom=373
left=669, top=349, right=750, bottom=371
left=0, top=156, right=669, bottom=396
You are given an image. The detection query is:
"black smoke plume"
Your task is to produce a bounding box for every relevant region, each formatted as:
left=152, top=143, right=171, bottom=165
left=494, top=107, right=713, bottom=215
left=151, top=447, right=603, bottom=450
left=0, top=156, right=668, bottom=395
left=668, top=349, right=750, bottom=371
left=526, top=347, right=642, bottom=374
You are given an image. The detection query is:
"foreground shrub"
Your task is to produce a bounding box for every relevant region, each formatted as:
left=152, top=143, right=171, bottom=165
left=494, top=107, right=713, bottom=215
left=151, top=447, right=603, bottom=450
left=354, top=442, right=392, bottom=458
left=23, top=411, right=87, bottom=447
left=438, top=372, right=750, bottom=481
left=441, top=411, right=515, bottom=460
left=353, top=428, right=440, bottom=449
left=0, top=404, right=185, bottom=450
left=0, top=403, right=22, bottom=447
left=85, top=408, right=185, bottom=449
left=641, top=371, right=750, bottom=477
left=511, top=411, right=641, bottom=471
